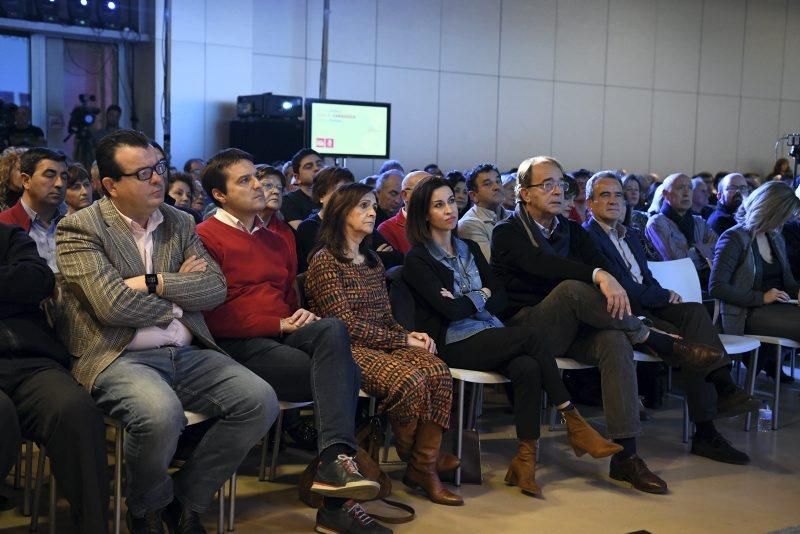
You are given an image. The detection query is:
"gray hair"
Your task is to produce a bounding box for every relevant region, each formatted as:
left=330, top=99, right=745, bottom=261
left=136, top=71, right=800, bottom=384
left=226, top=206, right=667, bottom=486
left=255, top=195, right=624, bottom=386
left=736, top=181, right=800, bottom=234
left=586, top=169, right=623, bottom=201
left=691, top=177, right=706, bottom=190
left=375, top=169, right=403, bottom=191
left=662, top=173, right=690, bottom=191
left=515, top=156, right=565, bottom=204
left=647, top=183, right=666, bottom=215
left=718, top=172, right=744, bottom=192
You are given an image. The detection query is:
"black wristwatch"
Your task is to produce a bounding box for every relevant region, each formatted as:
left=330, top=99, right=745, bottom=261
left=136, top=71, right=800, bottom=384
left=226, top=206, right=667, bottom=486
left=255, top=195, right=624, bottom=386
left=145, top=274, right=159, bottom=294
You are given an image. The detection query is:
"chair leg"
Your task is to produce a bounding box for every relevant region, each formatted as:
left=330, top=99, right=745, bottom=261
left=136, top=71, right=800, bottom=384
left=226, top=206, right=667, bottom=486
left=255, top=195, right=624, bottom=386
left=682, top=397, right=689, bottom=444
left=30, top=445, right=46, bottom=532
left=216, top=485, right=224, bottom=534
left=14, top=447, right=22, bottom=489
left=269, top=411, right=284, bottom=482
left=48, top=474, right=56, bottom=534
left=466, top=384, right=478, bottom=430
left=113, top=426, right=123, bottom=534
left=258, top=435, right=269, bottom=482
left=773, top=345, right=782, bottom=430
left=368, top=397, right=377, bottom=417
left=23, top=440, right=33, bottom=516
left=744, top=348, right=759, bottom=431
left=381, top=426, right=391, bottom=464
left=454, top=380, right=465, bottom=487
left=226, top=473, right=236, bottom=533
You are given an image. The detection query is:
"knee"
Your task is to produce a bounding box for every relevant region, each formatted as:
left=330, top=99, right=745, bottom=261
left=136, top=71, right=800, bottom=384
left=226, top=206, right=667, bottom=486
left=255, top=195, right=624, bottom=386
left=234, top=374, right=280, bottom=433
left=554, top=279, right=595, bottom=299
left=505, top=356, right=542, bottom=383
left=128, top=395, right=185, bottom=440
left=54, top=389, right=105, bottom=434
left=316, top=317, right=351, bottom=343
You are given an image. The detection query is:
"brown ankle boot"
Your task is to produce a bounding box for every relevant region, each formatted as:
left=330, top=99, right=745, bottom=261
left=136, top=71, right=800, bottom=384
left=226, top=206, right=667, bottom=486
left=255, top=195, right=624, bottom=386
left=504, top=439, right=541, bottom=497
left=562, top=407, right=623, bottom=458
left=391, top=419, right=460, bottom=473
left=402, top=421, right=464, bottom=506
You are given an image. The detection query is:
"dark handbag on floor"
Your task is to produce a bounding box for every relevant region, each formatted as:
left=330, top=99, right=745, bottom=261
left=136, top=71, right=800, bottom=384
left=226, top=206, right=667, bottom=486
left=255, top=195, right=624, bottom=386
left=297, top=415, right=415, bottom=524
left=440, top=427, right=482, bottom=484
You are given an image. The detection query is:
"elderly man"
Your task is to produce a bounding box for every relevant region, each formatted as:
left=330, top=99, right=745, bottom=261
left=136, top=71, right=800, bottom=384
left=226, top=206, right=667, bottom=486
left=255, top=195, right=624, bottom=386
left=281, top=148, right=326, bottom=229
left=457, top=162, right=510, bottom=261
left=583, top=171, right=758, bottom=465
left=708, top=173, right=750, bottom=237
left=377, top=170, right=429, bottom=255
left=492, top=156, right=726, bottom=495
left=56, top=129, right=278, bottom=534
left=374, top=169, right=404, bottom=226
left=0, top=148, right=67, bottom=272
left=646, top=173, right=718, bottom=284
left=691, top=177, right=714, bottom=219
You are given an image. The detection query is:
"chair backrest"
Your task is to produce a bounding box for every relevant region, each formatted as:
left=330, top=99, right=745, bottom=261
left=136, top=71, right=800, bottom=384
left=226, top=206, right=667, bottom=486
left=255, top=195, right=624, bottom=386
left=646, top=257, right=702, bottom=304
left=385, top=265, right=415, bottom=331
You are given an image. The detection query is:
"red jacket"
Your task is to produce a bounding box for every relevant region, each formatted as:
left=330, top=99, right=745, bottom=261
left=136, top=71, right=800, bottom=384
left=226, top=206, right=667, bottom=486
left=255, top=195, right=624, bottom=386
left=0, top=201, right=31, bottom=232
left=197, top=217, right=298, bottom=339
left=377, top=209, right=410, bottom=255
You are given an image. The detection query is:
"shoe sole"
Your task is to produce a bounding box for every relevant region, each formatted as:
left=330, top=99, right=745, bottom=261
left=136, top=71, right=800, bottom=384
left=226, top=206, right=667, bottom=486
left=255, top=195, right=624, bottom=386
left=690, top=449, right=750, bottom=465
left=717, top=399, right=762, bottom=419
left=609, top=470, right=668, bottom=494
left=310, top=479, right=380, bottom=500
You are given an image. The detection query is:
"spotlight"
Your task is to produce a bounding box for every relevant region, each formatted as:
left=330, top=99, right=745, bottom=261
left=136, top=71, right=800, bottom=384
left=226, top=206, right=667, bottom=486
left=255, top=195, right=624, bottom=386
left=97, top=0, right=120, bottom=28
left=67, top=0, right=92, bottom=25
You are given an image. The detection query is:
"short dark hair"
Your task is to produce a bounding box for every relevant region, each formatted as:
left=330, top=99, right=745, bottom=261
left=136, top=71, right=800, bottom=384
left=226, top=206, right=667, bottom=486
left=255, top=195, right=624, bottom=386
left=168, top=171, right=194, bottom=190
left=95, top=129, right=151, bottom=183
left=19, top=147, right=66, bottom=176
left=66, top=162, right=90, bottom=187
left=405, top=175, right=452, bottom=247
left=378, top=159, right=404, bottom=174
left=183, top=158, right=204, bottom=173
left=312, top=167, right=355, bottom=204
left=255, top=164, right=287, bottom=187
left=571, top=168, right=592, bottom=182
left=310, top=182, right=378, bottom=267
left=466, top=163, right=500, bottom=193
left=291, top=148, right=321, bottom=174
left=106, top=104, right=122, bottom=114
left=201, top=148, right=254, bottom=207
left=445, top=170, right=466, bottom=189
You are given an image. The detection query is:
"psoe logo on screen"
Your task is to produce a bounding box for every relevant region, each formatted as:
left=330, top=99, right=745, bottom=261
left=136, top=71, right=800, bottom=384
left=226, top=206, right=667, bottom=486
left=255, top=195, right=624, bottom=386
left=315, top=137, right=335, bottom=148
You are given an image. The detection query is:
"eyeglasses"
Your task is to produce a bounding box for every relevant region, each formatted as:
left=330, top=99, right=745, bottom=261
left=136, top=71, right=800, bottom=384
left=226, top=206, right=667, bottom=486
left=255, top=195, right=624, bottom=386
left=262, top=182, right=284, bottom=192
left=527, top=180, right=570, bottom=194
left=119, top=160, right=168, bottom=181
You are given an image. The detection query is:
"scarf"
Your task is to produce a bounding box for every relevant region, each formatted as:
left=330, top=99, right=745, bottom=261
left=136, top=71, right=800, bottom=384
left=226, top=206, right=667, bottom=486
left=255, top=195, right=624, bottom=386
left=514, top=204, right=571, bottom=257
left=660, top=202, right=695, bottom=246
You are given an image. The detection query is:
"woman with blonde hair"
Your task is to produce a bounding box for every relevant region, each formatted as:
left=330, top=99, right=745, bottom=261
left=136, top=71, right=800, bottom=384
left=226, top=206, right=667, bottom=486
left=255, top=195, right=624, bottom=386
left=0, top=147, right=27, bottom=211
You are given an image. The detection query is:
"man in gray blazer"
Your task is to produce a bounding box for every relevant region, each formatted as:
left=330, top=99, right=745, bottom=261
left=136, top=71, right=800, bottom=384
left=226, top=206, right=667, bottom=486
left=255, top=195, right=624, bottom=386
left=56, top=130, right=278, bottom=534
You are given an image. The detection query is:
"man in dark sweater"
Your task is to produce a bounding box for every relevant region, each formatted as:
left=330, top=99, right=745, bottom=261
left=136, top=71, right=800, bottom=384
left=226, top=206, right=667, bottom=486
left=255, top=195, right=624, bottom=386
left=583, top=171, right=758, bottom=465
left=708, top=173, right=749, bottom=236
left=280, top=148, right=325, bottom=229
left=0, top=222, right=108, bottom=531
left=491, top=156, right=727, bottom=495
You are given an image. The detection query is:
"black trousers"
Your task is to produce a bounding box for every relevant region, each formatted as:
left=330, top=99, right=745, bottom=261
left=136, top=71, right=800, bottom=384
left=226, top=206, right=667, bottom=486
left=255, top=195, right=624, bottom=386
left=441, top=327, right=570, bottom=440
left=0, top=358, right=108, bottom=533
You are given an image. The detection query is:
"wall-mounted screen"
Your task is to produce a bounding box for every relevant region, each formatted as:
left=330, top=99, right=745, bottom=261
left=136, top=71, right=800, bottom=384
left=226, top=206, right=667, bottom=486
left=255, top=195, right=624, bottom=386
left=305, top=99, right=390, bottom=159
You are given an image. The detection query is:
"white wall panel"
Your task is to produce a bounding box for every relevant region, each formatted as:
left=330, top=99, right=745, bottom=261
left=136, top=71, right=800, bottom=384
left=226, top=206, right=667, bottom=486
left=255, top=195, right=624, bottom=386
left=376, top=0, right=441, bottom=71
left=205, top=0, right=253, bottom=48
left=551, top=82, right=604, bottom=170
left=737, top=98, right=780, bottom=172
left=172, top=0, right=206, bottom=44
left=741, top=0, right=786, bottom=99
left=602, top=87, right=652, bottom=172
left=252, top=54, right=306, bottom=96
left=650, top=91, right=697, bottom=177
left=204, top=45, right=253, bottom=157
left=694, top=94, right=740, bottom=173
left=438, top=73, right=498, bottom=169
left=170, top=40, right=206, bottom=165
left=440, top=0, right=501, bottom=76
left=554, top=0, right=608, bottom=84
left=780, top=4, right=800, bottom=100
left=653, top=0, right=702, bottom=92
left=251, top=0, right=307, bottom=57
left=698, top=0, right=746, bottom=96
left=499, top=0, right=556, bottom=79
left=606, top=0, right=656, bottom=89
left=305, top=61, right=375, bottom=102
left=497, top=78, right=553, bottom=169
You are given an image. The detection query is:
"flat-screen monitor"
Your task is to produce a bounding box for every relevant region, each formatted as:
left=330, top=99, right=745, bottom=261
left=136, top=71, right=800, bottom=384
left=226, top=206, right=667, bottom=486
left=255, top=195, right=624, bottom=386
left=305, top=99, right=391, bottom=159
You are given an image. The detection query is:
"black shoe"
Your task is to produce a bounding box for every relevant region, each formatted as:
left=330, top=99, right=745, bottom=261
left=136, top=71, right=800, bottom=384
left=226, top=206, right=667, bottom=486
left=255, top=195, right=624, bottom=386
left=285, top=419, right=318, bottom=451
left=163, top=498, right=206, bottom=534
left=609, top=454, right=668, bottom=494
left=315, top=500, right=392, bottom=534
left=691, top=432, right=750, bottom=465
left=126, top=509, right=165, bottom=534
left=716, top=388, right=761, bottom=418
left=311, top=454, right=380, bottom=500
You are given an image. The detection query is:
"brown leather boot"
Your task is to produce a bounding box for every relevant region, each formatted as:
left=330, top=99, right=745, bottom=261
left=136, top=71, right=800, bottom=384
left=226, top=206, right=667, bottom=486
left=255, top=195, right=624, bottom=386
left=504, top=439, right=541, bottom=497
left=391, top=419, right=460, bottom=473
left=402, top=421, right=464, bottom=506
left=562, top=407, right=623, bottom=459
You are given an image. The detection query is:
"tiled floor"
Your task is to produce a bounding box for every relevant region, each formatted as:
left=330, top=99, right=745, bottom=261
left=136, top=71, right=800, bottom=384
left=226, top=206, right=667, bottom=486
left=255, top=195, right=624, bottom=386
left=3, top=369, right=800, bottom=533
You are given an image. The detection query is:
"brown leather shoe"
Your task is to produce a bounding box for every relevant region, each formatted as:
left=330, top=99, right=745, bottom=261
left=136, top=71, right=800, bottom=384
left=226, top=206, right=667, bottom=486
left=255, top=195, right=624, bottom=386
left=391, top=418, right=460, bottom=472
left=402, top=421, right=464, bottom=506
left=609, top=454, right=668, bottom=494
left=504, top=439, right=542, bottom=497
left=562, top=408, right=624, bottom=459
left=672, top=340, right=724, bottom=369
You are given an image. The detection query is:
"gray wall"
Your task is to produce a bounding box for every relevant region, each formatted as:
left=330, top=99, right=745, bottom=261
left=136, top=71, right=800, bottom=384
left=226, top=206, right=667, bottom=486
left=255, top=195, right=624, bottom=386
left=166, top=0, right=800, bottom=179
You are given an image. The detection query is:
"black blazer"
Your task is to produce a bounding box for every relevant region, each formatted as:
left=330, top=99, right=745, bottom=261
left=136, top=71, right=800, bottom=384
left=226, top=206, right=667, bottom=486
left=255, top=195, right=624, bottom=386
left=490, top=213, right=609, bottom=319
left=583, top=218, right=670, bottom=311
left=403, top=238, right=507, bottom=346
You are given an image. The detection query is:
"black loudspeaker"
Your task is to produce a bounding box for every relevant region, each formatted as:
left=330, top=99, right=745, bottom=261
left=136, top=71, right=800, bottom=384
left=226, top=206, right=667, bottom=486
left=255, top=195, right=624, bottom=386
left=229, top=119, right=304, bottom=164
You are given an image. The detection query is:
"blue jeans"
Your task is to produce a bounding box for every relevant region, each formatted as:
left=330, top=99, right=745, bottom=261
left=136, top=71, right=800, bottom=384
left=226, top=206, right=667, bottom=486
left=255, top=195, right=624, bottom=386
left=91, top=346, right=278, bottom=515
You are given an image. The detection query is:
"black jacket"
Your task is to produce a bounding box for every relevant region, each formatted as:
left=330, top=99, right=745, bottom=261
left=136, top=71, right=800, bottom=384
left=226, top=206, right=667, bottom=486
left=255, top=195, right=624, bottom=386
left=490, top=213, right=609, bottom=319
left=403, top=239, right=507, bottom=346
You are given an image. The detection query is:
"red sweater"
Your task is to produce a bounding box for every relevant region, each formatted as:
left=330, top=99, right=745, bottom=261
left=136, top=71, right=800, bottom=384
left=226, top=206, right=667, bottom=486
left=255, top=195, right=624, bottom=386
left=377, top=209, right=410, bottom=255
left=197, top=217, right=298, bottom=338
left=266, top=214, right=297, bottom=275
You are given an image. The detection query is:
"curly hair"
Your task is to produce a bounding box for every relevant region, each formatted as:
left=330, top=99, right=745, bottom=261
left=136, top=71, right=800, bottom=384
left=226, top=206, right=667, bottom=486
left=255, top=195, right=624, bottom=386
left=0, top=148, right=27, bottom=209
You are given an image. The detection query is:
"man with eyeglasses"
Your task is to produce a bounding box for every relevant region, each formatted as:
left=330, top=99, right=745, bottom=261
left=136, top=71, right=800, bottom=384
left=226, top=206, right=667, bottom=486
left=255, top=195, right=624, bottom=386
left=646, top=173, right=719, bottom=286
left=492, top=156, right=727, bottom=495
left=55, top=129, right=279, bottom=534
left=708, top=173, right=750, bottom=237
left=457, top=162, right=510, bottom=261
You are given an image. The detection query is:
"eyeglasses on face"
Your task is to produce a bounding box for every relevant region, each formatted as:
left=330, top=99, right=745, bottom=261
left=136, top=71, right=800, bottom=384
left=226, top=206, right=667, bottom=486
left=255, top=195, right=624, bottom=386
left=119, top=160, right=168, bottom=181
left=527, top=180, right=570, bottom=194
left=261, top=182, right=284, bottom=192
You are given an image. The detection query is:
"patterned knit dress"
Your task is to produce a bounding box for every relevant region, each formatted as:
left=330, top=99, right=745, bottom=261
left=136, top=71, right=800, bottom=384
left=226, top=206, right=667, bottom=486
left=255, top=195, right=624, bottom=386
left=305, top=248, right=452, bottom=428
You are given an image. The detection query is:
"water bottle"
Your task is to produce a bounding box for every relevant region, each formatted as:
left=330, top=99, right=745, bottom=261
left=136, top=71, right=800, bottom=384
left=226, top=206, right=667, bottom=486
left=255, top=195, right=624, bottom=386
left=757, top=402, right=773, bottom=432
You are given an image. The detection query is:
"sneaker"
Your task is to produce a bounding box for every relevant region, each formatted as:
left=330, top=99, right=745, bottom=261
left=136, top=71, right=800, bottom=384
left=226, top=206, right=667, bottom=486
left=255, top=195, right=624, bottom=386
left=126, top=509, right=165, bottom=534
left=315, top=500, right=392, bottom=534
left=163, top=497, right=206, bottom=534
left=691, top=432, right=750, bottom=465
left=311, top=454, right=381, bottom=500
